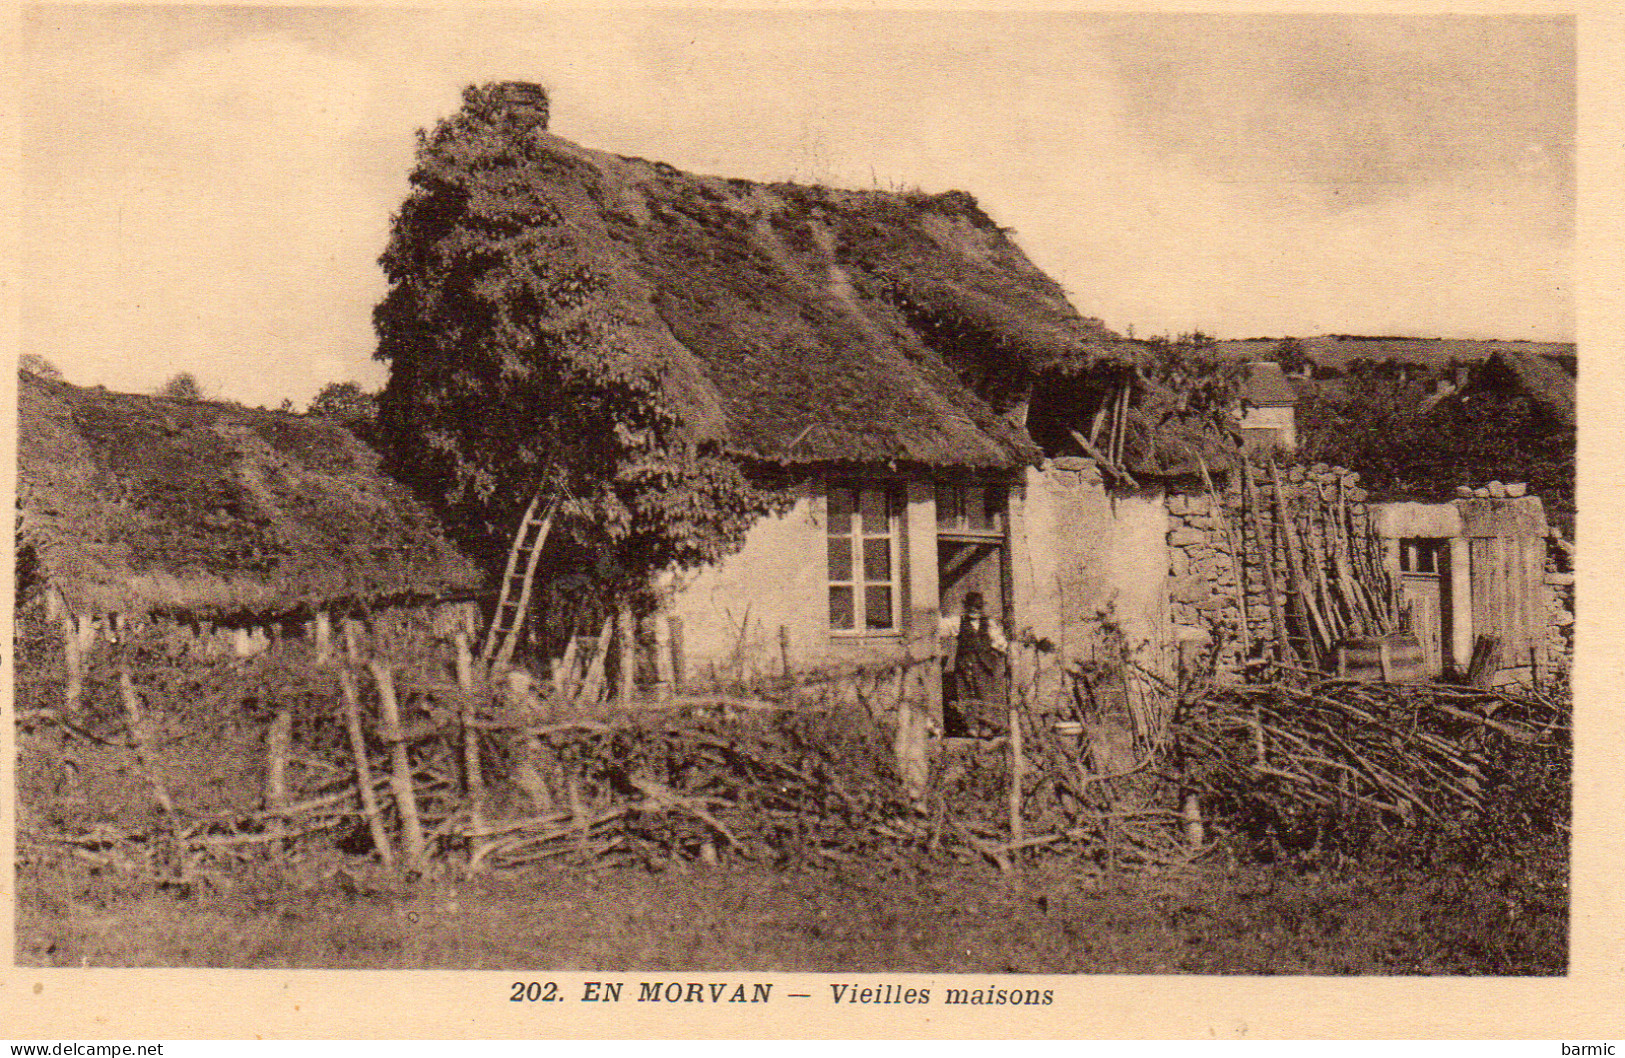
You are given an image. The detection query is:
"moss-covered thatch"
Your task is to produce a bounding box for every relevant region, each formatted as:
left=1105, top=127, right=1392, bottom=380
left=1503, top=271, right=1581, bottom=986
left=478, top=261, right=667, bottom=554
left=496, top=135, right=1137, bottom=468
left=18, top=373, right=480, bottom=617
left=1478, top=348, right=1575, bottom=431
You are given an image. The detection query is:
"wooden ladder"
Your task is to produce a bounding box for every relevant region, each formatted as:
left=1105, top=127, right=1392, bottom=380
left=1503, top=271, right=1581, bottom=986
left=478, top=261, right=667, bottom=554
left=480, top=491, right=559, bottom=667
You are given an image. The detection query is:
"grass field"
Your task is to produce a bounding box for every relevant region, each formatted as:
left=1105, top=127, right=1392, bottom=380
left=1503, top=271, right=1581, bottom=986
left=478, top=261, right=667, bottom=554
left=15, top=846, right=1566, bottom=975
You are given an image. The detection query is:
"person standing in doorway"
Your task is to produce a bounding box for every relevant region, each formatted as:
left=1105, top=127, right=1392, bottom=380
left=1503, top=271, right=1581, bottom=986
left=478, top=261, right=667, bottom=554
left=940, top=591, right=1007, bottom=734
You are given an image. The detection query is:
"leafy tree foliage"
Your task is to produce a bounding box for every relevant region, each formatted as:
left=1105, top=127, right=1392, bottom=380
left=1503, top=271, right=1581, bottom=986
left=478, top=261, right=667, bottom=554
left=19, top=355, right=62, bottom=380
left=1297, top=363, right=1574, bottom=536
left=307, top=381, right=378, bottom=425
left=155, top=372, right=204, bottom=401
left=1137, top=331, right=1249, bottom=439
left=373, top=83, right=789, bottom=592
left=1270, top=336, right=1311, bottom=376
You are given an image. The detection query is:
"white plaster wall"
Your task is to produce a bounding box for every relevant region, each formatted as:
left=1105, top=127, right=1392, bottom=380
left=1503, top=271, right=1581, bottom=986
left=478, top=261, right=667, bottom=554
left=667, top=484, right=829, bottom=683
left=1240, top=405, right=1297, bottom=450
left=667, top=480, right=932, bottom=684
left=1010, top=460, right=1171, bottom=669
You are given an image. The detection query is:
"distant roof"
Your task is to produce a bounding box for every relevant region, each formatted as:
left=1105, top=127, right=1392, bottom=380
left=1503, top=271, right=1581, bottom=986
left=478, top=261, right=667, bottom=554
left=18, top=373, right=481, bottom=617
left=475, top=133, right=1139, bottom=469
left=1243, top=361, right=1298, bottom=406
left=1478, top=348, right=1576, bottom=430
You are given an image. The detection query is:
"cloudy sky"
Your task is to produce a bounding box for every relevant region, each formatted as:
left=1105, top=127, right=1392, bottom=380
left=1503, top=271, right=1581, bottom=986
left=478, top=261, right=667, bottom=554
left=21, top=7, right=1574, bottom=409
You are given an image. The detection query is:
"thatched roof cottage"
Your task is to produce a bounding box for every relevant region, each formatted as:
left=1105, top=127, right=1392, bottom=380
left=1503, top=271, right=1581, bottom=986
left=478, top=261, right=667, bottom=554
left=433, top=89, right=1190, bottom=715
left=18, top=371, right=481, bottom=704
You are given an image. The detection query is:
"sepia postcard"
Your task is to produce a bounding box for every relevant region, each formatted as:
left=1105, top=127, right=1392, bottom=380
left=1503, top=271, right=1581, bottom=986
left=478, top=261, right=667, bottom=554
left=4, top=1, right=1621, bottom=1041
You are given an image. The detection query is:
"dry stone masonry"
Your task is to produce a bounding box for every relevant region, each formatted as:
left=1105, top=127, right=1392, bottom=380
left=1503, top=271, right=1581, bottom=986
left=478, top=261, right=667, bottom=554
left=1166, top=461, right=1574, bottom=685
left=1166, top=460, right=1403, bottom=678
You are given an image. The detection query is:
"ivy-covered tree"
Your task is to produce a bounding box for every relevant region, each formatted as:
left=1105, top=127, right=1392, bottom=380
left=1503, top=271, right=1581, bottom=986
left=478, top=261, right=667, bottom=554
left=1137, top=331, right=1248, bottom=438
left=1270, top=336, right=1312, bottom=376
left=372, top=82, right=787, bottom=597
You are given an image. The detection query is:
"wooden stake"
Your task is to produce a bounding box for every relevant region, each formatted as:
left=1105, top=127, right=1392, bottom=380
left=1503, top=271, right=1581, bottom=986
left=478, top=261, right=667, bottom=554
left=567, top=775, right=588, bottom=859
left=1331, top=480, right=1373, bottom=636
left=552, top=634, right=581, bottom=701
left=573, top=616, right=615, bottom=706
left=1111, top=376, right=1131, bottom=468
left=337, top=666, right=395, bottom=867
left=668, top=616, right=686, bottom=695
left=1270, top=460, right=1332, bottom=665
left=778, top=625, right=792, bottom=684
left=61, top=611, right=84, bottom=715
left=1007, top=706, right=1025, bottom=864
left=652, top=614, right=674, bottom=702
left=313, top=612, right=332, bottom=666
left=117, top=666, right=178, bottom=827
left=368, top=661, right=426, bottom=869
left=455, top=632, right=489, bottom=866
left=1182, top=792, right=1205, bottom=849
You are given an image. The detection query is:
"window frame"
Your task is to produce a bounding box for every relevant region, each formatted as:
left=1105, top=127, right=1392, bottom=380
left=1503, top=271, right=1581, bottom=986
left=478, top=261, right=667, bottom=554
left=1398, top=537, right=1446, bottom=576
left=826, top=483, right=905, bottom=637
left=934, top=482, right=1007, bottom=542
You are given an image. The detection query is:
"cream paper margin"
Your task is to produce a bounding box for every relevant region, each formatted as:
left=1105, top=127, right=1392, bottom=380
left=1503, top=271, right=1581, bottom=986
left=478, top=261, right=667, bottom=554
left=0, top=1, right=1617, bottom=1040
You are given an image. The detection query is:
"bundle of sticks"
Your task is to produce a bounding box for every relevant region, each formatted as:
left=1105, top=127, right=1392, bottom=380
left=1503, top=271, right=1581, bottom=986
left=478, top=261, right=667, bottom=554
left=1233, top=458, right=1403, bottom=669
left=1173, top=676, right=1568, bottom=834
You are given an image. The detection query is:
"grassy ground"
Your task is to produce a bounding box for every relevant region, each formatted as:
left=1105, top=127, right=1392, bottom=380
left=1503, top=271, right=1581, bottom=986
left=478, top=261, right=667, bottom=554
left=15, top=847, right=1565, bottom=975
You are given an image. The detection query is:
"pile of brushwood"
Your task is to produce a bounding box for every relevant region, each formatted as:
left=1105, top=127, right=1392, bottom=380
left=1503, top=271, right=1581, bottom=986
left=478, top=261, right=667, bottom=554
left=1172, top=671, right=1570, bottom=866
left=16, top=571, right=1569, bottom=885
left=463, top=703, right=924, bottom=873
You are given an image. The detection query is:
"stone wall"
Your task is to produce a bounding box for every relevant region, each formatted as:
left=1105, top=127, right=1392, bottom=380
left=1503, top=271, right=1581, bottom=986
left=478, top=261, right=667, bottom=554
left=1164, top=490, right=1244, bottom=673
left=1165, top=465, right=1575, bottom=684
left=1164, top=462, right=1396, bottom=677
left=1544, top=540, right=1574, bottom=675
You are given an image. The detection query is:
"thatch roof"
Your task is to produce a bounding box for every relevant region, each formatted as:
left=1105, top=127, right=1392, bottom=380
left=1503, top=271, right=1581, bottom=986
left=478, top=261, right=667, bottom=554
left=1242, top=361, right=1299, bottom=406
left=18, top=373, right=481, bottom=618
left=1479, top=348, right=1575, bottom=430
left=514, top=134, right=1138, bottom=468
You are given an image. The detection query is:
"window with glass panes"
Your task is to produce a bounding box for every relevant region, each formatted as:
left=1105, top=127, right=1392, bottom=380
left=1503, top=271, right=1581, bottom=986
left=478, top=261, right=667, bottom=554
left=826, top=485, right=903, bottom=633
left=934, top=484, right=1005, bottom=537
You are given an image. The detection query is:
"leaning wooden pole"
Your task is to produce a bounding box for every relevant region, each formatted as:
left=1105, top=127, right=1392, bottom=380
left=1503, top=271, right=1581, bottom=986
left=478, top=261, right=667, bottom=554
left=1197, top=454, right=1249, bottom=663
left=617, top=604, right=636, bottom=705
left=264, top=706, right=293, bottom=817
left=337, top=666, right=395, bottom=868
left=1269, top=459, right=1332, bottom=666
left=455, top=632, right=489, bottom=868
left=117, top=666, right=179, bottom=829
left=1244, top=459, right=1296, bottom=666
left=369, top=661, right=426, bottom=869
left=60, top=608, right=85, bottom=715
left=1007, top=704, right=1025, bottom=865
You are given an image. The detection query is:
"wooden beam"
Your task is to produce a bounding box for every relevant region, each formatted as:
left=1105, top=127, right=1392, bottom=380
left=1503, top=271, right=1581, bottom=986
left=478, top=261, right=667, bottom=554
left=337, top=666, right=394, bottom=867
left=369, top=661, right=426, bottom=869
